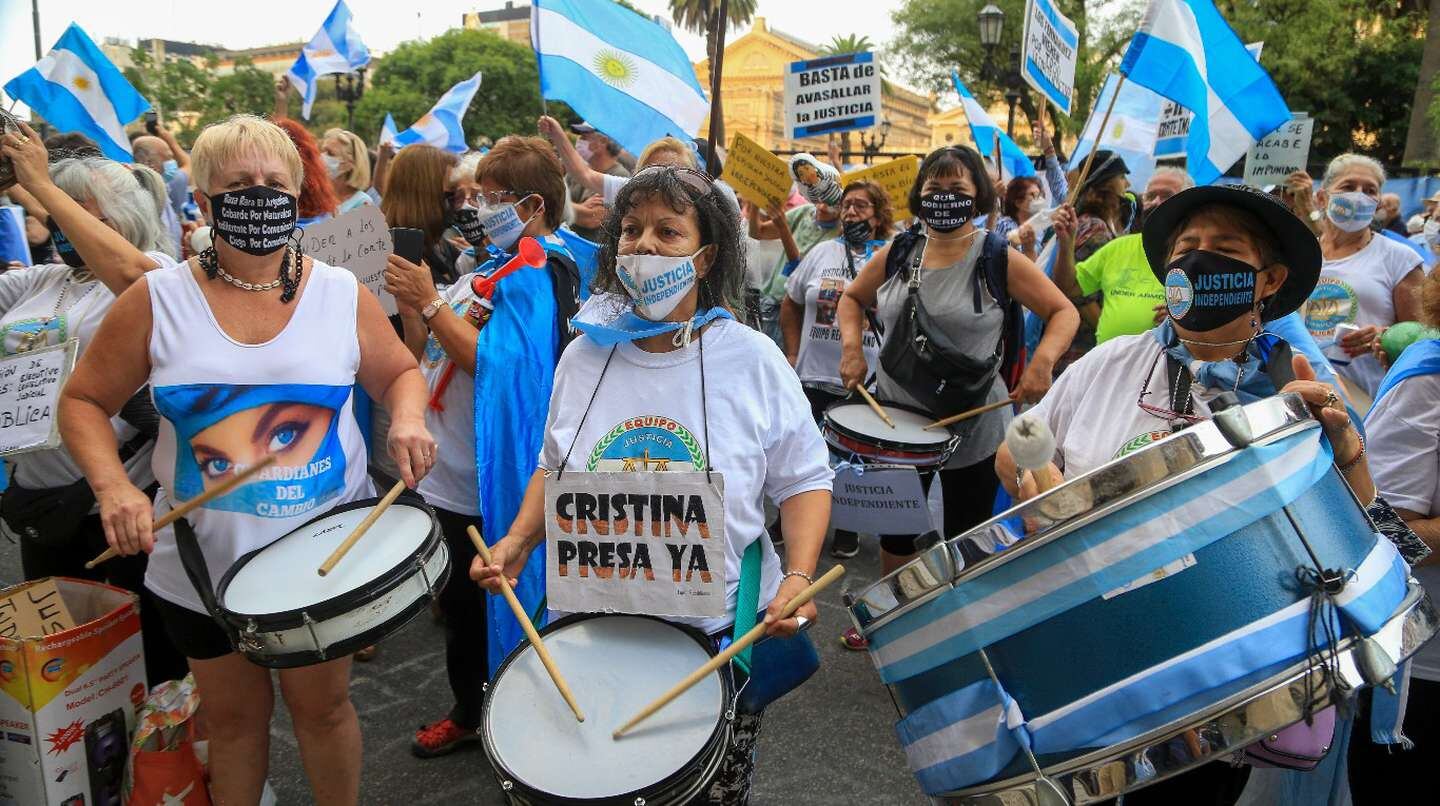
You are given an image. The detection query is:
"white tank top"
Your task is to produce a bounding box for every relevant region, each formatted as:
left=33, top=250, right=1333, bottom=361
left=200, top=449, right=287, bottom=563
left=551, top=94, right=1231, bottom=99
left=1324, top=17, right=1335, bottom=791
left=143, top=260, right=374, bottom=614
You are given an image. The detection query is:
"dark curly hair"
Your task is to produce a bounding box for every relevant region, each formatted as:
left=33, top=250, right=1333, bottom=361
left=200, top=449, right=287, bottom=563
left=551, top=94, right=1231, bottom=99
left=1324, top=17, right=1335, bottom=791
left=596, top=168, right=746, bottom=314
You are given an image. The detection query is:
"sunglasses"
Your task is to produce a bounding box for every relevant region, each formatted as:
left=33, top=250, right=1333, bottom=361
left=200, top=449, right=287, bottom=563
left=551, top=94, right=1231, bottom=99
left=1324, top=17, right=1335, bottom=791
left=632, top=165, right=715, bottom=199
left=1136, top=348, right=1204, bottom=425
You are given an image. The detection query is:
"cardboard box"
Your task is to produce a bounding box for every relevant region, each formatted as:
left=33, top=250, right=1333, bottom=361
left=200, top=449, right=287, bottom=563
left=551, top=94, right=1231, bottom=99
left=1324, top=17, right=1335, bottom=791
left=0, top=578, right=146, bottom=806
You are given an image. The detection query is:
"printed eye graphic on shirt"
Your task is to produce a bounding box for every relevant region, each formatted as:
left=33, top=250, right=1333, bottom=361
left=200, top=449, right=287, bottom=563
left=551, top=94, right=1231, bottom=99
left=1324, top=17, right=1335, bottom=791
left=1303, top=278, right=1358, bottom=339
left=153, top=383, right=351, bottom=518
left=586, top=415, right=706, bottom=472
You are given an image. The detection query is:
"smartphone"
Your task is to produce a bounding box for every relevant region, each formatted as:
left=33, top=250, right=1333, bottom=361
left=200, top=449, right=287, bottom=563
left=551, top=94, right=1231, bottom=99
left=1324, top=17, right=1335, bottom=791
left=390, top=227, right=424, bottom=265
left=144, top=109, right=159, bottom=134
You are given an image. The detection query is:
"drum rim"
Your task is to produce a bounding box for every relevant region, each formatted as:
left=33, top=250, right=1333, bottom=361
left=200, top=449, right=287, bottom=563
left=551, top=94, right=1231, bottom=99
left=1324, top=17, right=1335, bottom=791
left=822, top=399, right=952, bottom=453
left=481, top=612, right=734, bottom=804
left=215, top=495, right=443, bottom=630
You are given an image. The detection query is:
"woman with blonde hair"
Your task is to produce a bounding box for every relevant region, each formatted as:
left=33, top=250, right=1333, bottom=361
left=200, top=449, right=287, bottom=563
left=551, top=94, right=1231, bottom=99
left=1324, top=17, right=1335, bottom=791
left=57, top=114, right=435, bottom=806
left=321, top=128, right=375, bottom=213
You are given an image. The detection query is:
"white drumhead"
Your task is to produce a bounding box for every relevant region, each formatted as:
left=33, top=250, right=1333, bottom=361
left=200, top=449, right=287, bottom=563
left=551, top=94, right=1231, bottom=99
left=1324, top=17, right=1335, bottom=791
left=827, top=402, right=949, bottom=447
left=221, top=503, right=434, bottom=615
left=486, top=616, right=724, bottom=799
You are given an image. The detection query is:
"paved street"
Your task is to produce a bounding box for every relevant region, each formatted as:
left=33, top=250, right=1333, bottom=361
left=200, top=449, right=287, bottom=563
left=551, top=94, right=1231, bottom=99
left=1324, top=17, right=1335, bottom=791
left=0, top=535, right=929, bottom=805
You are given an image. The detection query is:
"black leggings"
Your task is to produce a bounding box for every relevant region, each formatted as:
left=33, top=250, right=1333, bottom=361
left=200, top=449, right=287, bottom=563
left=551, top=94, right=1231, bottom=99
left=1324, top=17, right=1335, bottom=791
left=878, top=457, right=1001, bottom=556
left=433, top=506, right=489, bottom=729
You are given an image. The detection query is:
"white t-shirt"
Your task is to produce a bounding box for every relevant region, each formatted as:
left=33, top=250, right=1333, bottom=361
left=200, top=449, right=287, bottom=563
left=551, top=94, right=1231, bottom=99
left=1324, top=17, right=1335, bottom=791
left=784, top=239, right=880, bottom=392
left=416, top=271, right=488, bottom=516
left=1303, top=234, right=1421, bottom=396
left=144, top=260, right=375, bottom=614
left=1363, top=374, right=1440, bottom=682
left=539, top=318, right=833, bottom=633
left=0, top=257, right=174, bottom=490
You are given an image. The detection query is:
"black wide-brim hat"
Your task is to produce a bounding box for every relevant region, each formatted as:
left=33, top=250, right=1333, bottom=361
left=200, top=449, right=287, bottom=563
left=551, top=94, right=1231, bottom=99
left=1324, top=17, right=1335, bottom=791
left=1141, top=184, right=1322, bottom=321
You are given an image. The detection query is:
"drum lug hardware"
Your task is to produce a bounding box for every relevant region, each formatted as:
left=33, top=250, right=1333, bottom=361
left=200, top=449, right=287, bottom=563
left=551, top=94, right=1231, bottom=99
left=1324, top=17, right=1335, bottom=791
left=724, top=709, right=735, bottom=722
left=240, top=619, right=263, bottom=653
left=501, top=780, right=513, bottom=792
left=634, top=798, right=646, bottom=806
left=302, top=611, right=326, bottom=660
left=417, top=555, right=437, bottom=596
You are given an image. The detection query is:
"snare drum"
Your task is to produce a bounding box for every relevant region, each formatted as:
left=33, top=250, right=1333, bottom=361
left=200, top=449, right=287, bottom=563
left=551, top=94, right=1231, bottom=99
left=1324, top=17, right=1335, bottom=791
left=482, top=614, right=732, bottom=805
left=847, top=395, right=1438, bottom=803
left=823, top=400, right=956, bottom=469
left=215, top=497, right=448, bottom=668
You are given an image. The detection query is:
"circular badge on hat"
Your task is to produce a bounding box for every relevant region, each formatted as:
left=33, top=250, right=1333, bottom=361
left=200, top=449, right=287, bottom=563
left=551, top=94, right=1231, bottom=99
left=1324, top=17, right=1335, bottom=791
left=1165, top=268, right=1194, bottom=319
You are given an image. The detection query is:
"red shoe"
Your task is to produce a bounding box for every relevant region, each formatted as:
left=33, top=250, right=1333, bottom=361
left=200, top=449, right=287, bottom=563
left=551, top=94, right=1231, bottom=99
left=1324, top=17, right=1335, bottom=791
left=411, top=717, right=481, bottom=758
left=840, top=627, right=869, bottom=651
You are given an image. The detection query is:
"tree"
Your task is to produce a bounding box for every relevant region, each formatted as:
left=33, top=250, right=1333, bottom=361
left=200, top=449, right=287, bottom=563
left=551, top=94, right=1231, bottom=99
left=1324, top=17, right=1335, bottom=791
left=123, top=47, right=210, bottom=119
left=670, top=0, right=757, bottom=144
left=823, top=34, right=875, bottom=55
left=1409, top=0, right=1440, bottom=167
left=198, top=58, right=274, bottom=130
left=890, top=0, right=1143, bottom=142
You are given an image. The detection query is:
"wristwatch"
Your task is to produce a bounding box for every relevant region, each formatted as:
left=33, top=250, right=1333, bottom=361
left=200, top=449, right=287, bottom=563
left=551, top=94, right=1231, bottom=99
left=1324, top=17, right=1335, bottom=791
left=421, top=297, right=447, bottom=322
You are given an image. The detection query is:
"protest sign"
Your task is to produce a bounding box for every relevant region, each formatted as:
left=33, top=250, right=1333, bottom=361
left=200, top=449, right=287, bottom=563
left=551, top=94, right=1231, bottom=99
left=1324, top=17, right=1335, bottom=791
left=1243, top=115, right=1314, bottom=187
left=830, top=465, right=930, bottom=535
left=0, top=579, right=76, bottom=638
left=1021, top=0, right=1079, bottom=116
left=0, top=340, right=75, bottom=457
left=722, top=132, right=792, bottom=208
left=1154, top=100, right=1191, bottom=159
left=544, top=471, right=726, bottom=619
left=784, top=51, right=882, bottom=140
left=301, top=205, right=396, bottom=314
left=842, top=156, right=920, bottom=219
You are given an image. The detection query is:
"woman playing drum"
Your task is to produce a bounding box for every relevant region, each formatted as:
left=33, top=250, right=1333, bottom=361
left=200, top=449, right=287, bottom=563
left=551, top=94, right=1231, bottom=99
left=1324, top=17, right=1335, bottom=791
left=58, top=114, right=436, bottom=806
left=474, top=165, right=833, bottom=803
left=995, top=184, right=1376, bottom=805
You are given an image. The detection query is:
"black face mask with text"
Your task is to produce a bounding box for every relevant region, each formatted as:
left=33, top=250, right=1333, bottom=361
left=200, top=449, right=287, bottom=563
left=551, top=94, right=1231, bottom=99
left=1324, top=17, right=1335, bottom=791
left=842, top=219, right=873, bottom=246
left=1163, top=250, right=1263, bottom=332
left=448, top=205, right=486, bottom=247
left=47, top=217, right=85, bottom=269
left=919, top=191, right=975, bottom=233
left=207, top=186, right=298, bottom=256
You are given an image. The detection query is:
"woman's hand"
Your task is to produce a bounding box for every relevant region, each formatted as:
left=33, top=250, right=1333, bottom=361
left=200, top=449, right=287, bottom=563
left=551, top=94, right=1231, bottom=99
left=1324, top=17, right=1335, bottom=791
left=387, top=413, right=437, bottom=489
left=1340, top=324, right=1381, bottom=358
left=537, top=115, right=566, bottom=148
left=1010, top=359, right=1053, bottom=404
left=470, top=533, right=533, bottom=593
left=1051, top=204, right=1078, bottom=246
left=763, top=573, right=817, bottom=637
left=96, top=482, right=155, bottom=556
left=839, top=347, right=869, bottom=391
left=1281, top=354, right=1358, bottom=454
left=1017, top=223, right=1038, bottom=255
left=1, top=121, right=52, bottom=192
left=383, top=254, right=438, bottom=314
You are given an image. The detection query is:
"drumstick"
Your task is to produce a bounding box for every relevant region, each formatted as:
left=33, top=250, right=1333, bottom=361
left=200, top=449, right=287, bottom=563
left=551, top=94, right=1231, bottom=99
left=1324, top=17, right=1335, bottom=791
left=85, top=455, right=278, bottom=570
left=924, top=398, right=1015, bottom=430
left=853, top=386, right=895, bottom=429
left=467, top=525, right=586, bottom=723
left=317, top=478, right=408, bottom=576
left=612, top=564, right=845, bottom=740
left=1006, top=415, right=1060, bottom=494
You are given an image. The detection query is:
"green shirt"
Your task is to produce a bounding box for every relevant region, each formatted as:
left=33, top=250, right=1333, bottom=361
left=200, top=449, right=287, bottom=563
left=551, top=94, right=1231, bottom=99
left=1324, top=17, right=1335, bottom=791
left=762, top=204, right=838, bottom=301
left=1075, top=234, right=1164, bottom=344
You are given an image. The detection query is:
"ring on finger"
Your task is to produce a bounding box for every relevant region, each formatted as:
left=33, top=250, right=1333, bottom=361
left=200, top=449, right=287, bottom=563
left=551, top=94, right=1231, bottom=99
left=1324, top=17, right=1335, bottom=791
left=1322, top=390, right=1340, bottom=410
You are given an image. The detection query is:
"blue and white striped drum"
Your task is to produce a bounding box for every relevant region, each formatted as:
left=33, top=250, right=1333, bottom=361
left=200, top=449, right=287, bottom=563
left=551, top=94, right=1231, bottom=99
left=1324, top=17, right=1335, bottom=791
left=847, top=395, right=1438, bottom=804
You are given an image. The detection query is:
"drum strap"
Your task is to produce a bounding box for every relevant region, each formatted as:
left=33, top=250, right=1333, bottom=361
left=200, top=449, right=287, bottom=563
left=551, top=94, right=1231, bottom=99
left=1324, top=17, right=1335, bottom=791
left=1164, top=353, right=1197, bottom=420
left=730, top=538, right=763, bottom=674
left=171, top=516, right=227, bottom=628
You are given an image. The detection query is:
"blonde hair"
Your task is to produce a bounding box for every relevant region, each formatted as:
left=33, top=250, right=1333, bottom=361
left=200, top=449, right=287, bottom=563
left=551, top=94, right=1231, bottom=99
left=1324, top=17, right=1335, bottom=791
left=1321, top=153, right=1386, bottom=191
left=638, top=137, right=697, bottom=170
left=190, top=114, right=303, bottom=194
left=322, top=128, right=372, bottom=192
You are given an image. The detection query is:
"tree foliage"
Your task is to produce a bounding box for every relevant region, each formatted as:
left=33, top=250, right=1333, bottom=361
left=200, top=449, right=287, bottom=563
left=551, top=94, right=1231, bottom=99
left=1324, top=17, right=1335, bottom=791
left=124, top=50, right=289, bottom=142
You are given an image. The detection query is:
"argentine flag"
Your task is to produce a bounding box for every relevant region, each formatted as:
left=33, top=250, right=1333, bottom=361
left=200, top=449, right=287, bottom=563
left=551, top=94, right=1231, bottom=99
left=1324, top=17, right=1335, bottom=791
left=1069, top=73, right=1164, bottom=190
left=532, top=0, right=708, bottom=158
left=951, top=72, right=1035, bottom=180
left=3, top=24, right=149, bottom=163
left=378, top=113, right=398, bottom=147
left=287, top=0, right=370, bottom=120
left=389, top=73, right=482, bottom=153
left=1120, top=0, right=1290, bottom=185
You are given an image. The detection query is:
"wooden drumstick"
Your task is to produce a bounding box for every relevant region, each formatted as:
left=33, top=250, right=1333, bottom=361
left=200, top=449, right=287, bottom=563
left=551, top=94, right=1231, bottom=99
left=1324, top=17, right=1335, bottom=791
left=317, top=478, right=408, bottom=576
left=612, top=564, right=845, bottom=740
left=467, top=525, right=585, bottom=723
left=853, top=385, right=895, bottom=429
left=1006, top=414, right=1060, bottom=494
left=85, top=455, right=278, bottom=570
left=924, top=398, right=1015, bottom=430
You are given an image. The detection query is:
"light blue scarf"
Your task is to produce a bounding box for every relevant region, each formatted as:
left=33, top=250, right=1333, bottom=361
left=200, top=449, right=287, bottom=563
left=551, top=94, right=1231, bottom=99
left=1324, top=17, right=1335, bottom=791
left=572, top=307, right=734, bottom=346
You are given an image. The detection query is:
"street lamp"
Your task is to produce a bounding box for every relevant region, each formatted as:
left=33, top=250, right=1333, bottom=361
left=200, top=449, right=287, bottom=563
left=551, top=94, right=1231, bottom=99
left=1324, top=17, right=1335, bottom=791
left=976, top=4, right=1025, bottom=139
left=334, top=67, right=367, bottom=132
left=978, top=4, right=1004, bottom=49
left=859, top=119, right=892, bottom=164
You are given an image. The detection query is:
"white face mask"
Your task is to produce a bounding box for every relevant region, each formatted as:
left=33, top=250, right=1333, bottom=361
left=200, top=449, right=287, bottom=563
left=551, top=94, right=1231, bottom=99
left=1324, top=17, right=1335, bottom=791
left=615, top=250, right=704, bottom=321
left=1326, top=191, right=1378, bottom=233
left=1026, top=197, right=1045, bottom=216
left=322, top=153, right=344, bottom=179
left=478, top=196, right=539, bottom=251
left=575, top=138, right=595, bottom=161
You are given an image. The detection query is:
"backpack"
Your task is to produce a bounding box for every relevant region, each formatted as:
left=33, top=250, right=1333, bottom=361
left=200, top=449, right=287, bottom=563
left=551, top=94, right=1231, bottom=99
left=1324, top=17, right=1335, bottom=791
left=541, top=243, right=582, bottom=350
left=884, top=223, right=1027, bottom=391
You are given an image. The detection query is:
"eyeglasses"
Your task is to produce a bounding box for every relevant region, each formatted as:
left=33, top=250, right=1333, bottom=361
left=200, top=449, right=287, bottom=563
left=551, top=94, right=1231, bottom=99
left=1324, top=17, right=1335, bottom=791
left=1136, top=348, right=1204, bottom=425
left=632, top=165, right=715, bottom=199
left=840, top=199, right=873, bottom=213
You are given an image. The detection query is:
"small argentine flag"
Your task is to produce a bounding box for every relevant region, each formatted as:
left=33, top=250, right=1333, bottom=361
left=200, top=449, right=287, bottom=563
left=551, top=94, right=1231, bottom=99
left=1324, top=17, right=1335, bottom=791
left=950, top=72, right=1035, bottom=180
left=378, top=113, right=398, bottom=147
left=389, top=73, right=483, bottom=153
left=3, top=24, right=150, bottom=163
left=532, top=0, right=708, bottom=158
left=287, top=0, right=370, bottom=120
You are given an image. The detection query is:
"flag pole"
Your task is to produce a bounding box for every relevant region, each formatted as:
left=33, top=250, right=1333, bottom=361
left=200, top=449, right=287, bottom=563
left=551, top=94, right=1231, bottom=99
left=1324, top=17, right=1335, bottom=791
left=532, top=1, right=548, bottom=115
left=704, top=0, right=729, bottom=174
left=1066, top=74, right=1125, bottom=206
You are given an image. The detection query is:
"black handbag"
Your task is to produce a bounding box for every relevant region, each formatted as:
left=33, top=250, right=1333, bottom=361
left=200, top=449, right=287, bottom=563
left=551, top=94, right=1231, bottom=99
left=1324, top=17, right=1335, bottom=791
left=879, top=232, right=1004, bottom=415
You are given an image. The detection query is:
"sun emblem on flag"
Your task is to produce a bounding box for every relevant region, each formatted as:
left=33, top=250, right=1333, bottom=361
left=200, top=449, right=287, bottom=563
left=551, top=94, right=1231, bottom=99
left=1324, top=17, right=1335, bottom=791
left=71, top=76, right=92, bottom=91
left=592, top=50, right=637, bottom=89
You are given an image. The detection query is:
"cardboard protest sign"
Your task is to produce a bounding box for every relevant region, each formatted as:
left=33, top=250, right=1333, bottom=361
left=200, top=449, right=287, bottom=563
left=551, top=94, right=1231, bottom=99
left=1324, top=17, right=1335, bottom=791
left=1021, top=0, right=1079, bottom=116
left=301, top=205, right=396, bottom=314
left=0, top=579, right=76, bottom=639
left=830, top=466, right=930, bottom=535
left=0, top=340, right=75, bottom=457
left=1154, top=100, right=1191, bottom=159
left=784, top=51, right=882, bottom=140
left=722, top=132, right=791, bottom=208
left=544, top=472, right=726, bottom=619
left=1243, top=115, right=1314, bottom=187
left=842, top=156, right=920, bottom=219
